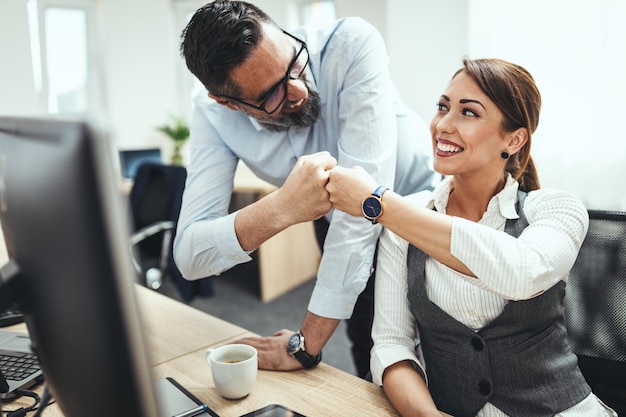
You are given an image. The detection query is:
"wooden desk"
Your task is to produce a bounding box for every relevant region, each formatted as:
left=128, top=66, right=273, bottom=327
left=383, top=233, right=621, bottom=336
left=232, top=162, right=321, bottom=302
left=152, top=351, right=400, bottom=417
left=3, top=287, right=401, bottom=417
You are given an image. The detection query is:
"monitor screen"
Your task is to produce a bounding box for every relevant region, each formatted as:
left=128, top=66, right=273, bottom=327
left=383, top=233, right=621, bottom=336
left=0, top=116, right=161, bottom=416
left=119, top=148, right=163, bottom=180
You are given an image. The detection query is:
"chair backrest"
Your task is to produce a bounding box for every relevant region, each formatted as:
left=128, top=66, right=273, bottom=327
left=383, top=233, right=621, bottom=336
left=129, top=163, right=187, bottom=254
left=130, top=163, right=187, bottom=226
left=564, top=209, right=626, bottom=412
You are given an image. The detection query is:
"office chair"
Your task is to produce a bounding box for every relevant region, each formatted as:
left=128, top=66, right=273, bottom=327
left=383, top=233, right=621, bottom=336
left=129, top=163, right=213, bottom=301
left=564, top=209, right=626, bottom=415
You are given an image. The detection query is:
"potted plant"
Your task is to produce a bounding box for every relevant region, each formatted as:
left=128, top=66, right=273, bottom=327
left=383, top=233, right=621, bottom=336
left=157, top=115, right=189, bottom=166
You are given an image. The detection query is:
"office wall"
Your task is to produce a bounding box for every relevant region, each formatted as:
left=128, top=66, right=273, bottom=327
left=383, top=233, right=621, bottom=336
left=466, top=0, right=626, bottom=210
left=386, top=1, right=467, bottom=122
left=98, top=0, right=180, bottom=153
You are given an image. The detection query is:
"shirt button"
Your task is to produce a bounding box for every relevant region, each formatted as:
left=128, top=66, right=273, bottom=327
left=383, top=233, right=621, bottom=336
left=471, top=336, right=484, bottom=351
left=234, top=255, right=241, bottom=261
left=477, top=379, right=491, bottom=396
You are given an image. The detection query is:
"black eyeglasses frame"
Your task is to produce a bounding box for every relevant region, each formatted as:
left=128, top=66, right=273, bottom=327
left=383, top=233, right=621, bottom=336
left=216, top=31, right=309, bottom=115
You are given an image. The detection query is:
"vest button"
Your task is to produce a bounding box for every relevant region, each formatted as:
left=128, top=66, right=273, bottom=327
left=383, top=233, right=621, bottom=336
left=477, top=379, right=491, bottom=395
left=471, top=336, right=484, bottom=351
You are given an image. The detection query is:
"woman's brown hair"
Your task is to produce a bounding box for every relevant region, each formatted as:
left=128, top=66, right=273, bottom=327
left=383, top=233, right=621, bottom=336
left=456, top=58, right=541, bottom=192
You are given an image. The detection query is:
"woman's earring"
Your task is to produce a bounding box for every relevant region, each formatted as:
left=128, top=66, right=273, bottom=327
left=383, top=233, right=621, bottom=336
left=501, top=151, right=510, bottom=160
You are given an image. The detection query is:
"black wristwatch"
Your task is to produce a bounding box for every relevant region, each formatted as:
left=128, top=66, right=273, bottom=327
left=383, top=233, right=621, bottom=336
left=361, top=185, right=389, bottom=224
left=286, top=331, right=322, bottom=369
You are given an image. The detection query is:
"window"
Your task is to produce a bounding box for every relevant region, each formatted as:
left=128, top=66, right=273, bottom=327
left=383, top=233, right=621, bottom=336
left=27, top=0, right=102, bottom=115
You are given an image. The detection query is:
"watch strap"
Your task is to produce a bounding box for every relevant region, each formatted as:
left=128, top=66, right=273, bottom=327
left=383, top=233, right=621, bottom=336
left=372, top=185, right=389, bottom=198
left=292, top=347, right=322, bottom=369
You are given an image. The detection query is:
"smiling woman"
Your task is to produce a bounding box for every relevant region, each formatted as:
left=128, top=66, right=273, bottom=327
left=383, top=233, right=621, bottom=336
left=325, top=57, right=618, bottom=417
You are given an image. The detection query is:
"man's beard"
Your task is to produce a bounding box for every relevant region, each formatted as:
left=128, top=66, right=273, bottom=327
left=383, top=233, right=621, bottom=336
left=242, top=79, right=321, bottom=131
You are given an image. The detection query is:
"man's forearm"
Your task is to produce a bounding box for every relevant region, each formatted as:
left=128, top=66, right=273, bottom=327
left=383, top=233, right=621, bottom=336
left=299, top=311, right=341, bottom=355
left=234, top=191, right=292, bottom=251
left=235, top=152, right=337, bottom=251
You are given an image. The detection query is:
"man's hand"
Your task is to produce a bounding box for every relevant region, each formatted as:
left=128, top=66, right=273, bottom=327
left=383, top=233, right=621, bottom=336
left=234, top=151, right=336, bottom=252
left=234, top=312, right=340, bottom=371
left=275, top=151, right=337, bottom=224
left=235, top=329, right=302, bottom=371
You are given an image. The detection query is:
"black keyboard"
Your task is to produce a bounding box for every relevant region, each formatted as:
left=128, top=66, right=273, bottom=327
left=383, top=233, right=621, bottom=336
left=0, top=307, right=24, bottom=328
left=0, top=351, right=40, bottom=380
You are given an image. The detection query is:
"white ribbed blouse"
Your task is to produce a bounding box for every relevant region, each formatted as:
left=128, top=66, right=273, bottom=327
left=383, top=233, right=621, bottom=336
left=370, top=175, right=616, bottom=416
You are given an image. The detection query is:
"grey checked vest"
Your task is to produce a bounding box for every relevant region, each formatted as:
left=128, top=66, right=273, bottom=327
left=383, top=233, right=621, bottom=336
left=407, top=191, right=590, bottom=417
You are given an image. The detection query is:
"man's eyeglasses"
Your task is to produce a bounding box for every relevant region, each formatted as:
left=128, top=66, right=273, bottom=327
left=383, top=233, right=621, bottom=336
left=218, top=31, right=309, bottom=114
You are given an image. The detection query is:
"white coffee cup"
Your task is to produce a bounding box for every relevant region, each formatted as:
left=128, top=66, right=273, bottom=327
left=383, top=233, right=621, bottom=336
left=206, top=344, right=257, bottom=399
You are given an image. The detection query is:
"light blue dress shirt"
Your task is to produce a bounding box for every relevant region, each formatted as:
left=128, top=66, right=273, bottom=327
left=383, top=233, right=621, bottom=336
left=174, top=17, right=437, bottom=319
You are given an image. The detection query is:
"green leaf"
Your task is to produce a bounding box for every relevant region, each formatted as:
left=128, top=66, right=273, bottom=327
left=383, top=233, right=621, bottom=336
left=157, top=115, right=189, bottom=143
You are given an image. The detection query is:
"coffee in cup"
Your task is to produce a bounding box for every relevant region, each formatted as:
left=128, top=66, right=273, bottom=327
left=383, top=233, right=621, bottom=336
left=206, top=344, right=257, bottom=399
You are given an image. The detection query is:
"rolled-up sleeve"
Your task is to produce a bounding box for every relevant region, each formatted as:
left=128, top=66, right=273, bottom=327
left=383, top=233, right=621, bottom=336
left=174, top=211, right=252, bottom=279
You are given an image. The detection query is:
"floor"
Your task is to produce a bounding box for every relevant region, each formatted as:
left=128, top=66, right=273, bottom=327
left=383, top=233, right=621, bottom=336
left=158, top=258, right=357, bottom=376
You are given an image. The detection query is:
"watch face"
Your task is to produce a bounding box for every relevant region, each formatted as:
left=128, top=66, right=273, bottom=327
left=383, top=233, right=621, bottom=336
left=362, top=197, right=382, bottom=219
left=287, top=333, right=301, bottom=353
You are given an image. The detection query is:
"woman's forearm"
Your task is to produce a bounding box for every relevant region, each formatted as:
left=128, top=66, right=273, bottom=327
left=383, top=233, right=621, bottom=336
left=377, top=191, right=474, bottom=277
left=382, top=361, right=443, bottom=417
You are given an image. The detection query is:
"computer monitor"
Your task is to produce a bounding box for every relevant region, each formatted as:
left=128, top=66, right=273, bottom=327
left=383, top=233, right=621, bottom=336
left=0, top=116, right=161, bottom=416
left=119, top=148, right=163, bottom=180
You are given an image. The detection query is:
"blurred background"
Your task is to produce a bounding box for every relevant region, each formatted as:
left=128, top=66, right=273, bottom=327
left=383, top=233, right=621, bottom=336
left=2, top=0, right=625, bottom=210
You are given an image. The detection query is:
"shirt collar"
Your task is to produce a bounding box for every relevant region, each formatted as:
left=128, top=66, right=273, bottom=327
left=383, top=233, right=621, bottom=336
left=430, top=176, right=453, bottom=213
left=248, top=117, right=266, bottom=132
left=428, top=173, right=521, bottom=219
left=497, top=174, right=521, bottom=219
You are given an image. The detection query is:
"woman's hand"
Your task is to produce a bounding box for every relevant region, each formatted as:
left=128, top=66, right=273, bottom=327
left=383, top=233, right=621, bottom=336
left=327, top=165, right=379, bottom=217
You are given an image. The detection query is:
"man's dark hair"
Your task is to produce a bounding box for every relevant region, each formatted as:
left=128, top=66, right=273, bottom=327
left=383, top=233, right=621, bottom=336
left=180, top=0, right=276, bottom=96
